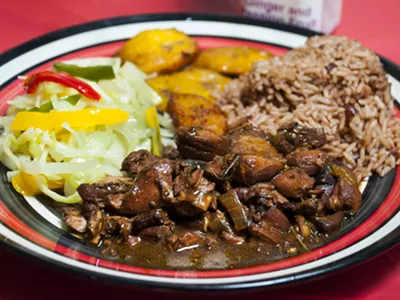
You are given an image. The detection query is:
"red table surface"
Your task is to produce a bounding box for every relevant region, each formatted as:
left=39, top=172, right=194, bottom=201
left=0, top=0, right=399, bottom=299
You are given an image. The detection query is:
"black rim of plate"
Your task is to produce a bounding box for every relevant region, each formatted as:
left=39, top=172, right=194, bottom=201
left=0, top=13, right=399, bottom=291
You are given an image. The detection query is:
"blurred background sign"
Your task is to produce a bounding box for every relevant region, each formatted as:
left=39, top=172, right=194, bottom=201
left=242, top=0, right=343, bottom=33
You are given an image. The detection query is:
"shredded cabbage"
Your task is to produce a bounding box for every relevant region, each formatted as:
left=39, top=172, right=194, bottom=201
left=0, top=58, right=175, bottom=203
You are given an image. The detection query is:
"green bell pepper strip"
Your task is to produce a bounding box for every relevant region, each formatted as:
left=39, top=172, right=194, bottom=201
left=53, top=62, right=115, bottom=81
left=29, top=94, right=82, bottom=112
left=327, top=163, right=358, bottom=186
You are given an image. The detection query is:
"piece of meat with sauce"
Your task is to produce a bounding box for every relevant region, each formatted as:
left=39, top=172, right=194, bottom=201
left=249, top=204, right=266, bottom=223
left=221, top=231, right=245, bottom=245
left=272, top=123, right=326, bottom=154
left=301, top=127, right=326, bottom=148
left=272, top=168, right=315, bottom=198
left=172, top=168, right=216, bottom=217
left=311, top=168, right=338, bottom=213
left=77, top=177, right=133, bottom=208
left=139, top=225, right=174, bottom=240
left=311, top=211, right=345, bottom=233
left=249, top=204, right=290, bottom=239
left=176, top=127, right=229, bottom=161
left=205, top=156, right=225, bottom=179
left=228, top=124, right=270, bottom=142
left=181, top=217, right=206, bottom=231
left=102, top=216, right=132, bottom=236
left=233, top=183, right=293, bottom=211
left=248, top=221, right=283, bottom=244
left=231, top=186, right=252, bottom=203
left=338, top=177, right=362, bottom=213
left=272, top=130, right=296, bottom=154
left=82, top=203, right=104, bottom=244
left=162, top=146, right=180, bottom=160
left=130, top=209, right=171, bottom=233
left=109, top=159, right=177, bottom=216
left=286, top=149, right=330, bottom=175
left=235, top=155, right=285, bottom=185
left=268, top=190, right=293, bottom=211
left=328, top=177, right=362, bottom=213
left=63, top=207, right=87, bottom=233
left=173, top=202, right=205, bottom=218
left=225, top=127, right=286, bottom=185
left=314, top=169, right=337, bottom=192
left=205, top=154, right=245, bottom=183
left=262, top=206, right=291, bottom=231
left=121, top=149, right=158, bottom=177
left=229, top=134, right=283, bottom=161
left=294, top=198, right=319, bottom=216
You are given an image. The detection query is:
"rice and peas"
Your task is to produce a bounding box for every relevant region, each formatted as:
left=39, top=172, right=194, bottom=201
left=219, top=36, right=400, bottom=183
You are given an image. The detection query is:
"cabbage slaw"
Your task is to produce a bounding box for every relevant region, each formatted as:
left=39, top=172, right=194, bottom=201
left=0, top=57, right=175, bottom=203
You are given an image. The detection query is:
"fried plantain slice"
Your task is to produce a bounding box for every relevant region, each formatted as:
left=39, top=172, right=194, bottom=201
left=181, top=68, right=231, bottom=94
left=146, top=68, right=231, bottom=110
left=117, top=29, right=198, bottom=74
left=166, top=93, right=227, bottom=135
left=193, top=47, right=273, bottom=75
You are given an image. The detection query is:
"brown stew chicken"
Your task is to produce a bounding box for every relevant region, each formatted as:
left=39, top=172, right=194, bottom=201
left=63, top=123, right=362, bottom=270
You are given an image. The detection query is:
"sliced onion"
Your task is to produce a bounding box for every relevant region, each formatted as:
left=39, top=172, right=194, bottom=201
left=36, top=175, right=82, bottom=204
left=21, top=160, right=97, bottom=175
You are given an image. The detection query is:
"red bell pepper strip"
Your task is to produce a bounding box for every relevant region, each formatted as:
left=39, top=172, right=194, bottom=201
left=23, top=70, right=101, bottom=101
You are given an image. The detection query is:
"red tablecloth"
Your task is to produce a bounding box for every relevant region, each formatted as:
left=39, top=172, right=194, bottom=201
left=0, top=0, right=399, bottom=299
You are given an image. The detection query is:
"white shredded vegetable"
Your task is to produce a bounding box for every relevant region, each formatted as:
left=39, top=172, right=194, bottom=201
left=0, top=58, right=175, bottom=203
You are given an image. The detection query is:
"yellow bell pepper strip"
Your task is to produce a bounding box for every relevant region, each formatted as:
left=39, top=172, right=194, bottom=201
left=10, top=108, right=130, bottom=132
left=29, top=95, right=81, bottom=112
left=53, top=62, right=115, bottom=81
left=24, top=70, right=101, bottom=101
left=146, top=107, right=162, bottom=156
left=12, top=171, right=64, bottom=196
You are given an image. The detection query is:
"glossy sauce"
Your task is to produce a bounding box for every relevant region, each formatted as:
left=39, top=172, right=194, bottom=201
left=105, top=225, right=330, bottom=270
